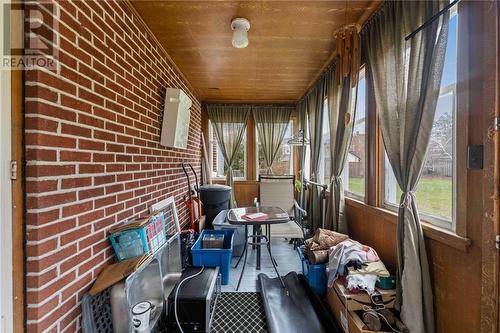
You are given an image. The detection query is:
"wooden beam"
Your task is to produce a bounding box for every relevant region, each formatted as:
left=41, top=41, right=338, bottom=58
left=247, top=113, right=256, bottom=181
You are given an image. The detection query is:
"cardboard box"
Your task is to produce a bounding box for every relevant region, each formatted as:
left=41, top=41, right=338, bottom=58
left=333, top=280, right=396, bottom=311
left=327, top=285, right=392, bottom=333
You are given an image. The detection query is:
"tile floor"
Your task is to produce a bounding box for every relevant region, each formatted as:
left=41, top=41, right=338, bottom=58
left=221, top=238, right=302, bottom=292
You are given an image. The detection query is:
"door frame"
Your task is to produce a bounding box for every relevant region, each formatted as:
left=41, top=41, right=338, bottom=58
left=1, top=1, right=24, bottom=332
left=480, top=0, right=500, bottom=332
left=0, top=0, right=14, bottom=331
left=11, top=2, right=24, bottom=331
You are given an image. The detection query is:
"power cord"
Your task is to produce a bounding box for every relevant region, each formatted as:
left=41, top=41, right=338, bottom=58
left=174, top=266, right=205, bottom=333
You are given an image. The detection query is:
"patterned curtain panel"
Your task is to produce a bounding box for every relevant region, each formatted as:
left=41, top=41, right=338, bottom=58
left=362, top=1, right=450, bottom=332
left=253, top=106, right=292, bottom=174
left=207, top=104, right=251, bottom=207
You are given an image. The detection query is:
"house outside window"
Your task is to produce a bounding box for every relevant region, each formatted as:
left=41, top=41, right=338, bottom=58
left=257, top=121, right=293, bottom=176
left=209, top=121, right=247, bottom=179
left=319, top=100, right=330, bottom=186
left=384, top=8, right=458, bottom=230
left=343, top=67, right=367, bottom=199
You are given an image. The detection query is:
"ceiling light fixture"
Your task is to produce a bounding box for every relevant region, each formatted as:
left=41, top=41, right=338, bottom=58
left=231, top=18, right=250, bottom=49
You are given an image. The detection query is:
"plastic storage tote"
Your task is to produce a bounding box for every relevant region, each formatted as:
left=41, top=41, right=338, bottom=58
left=297, top=246, right=327, bottom=296
left=212, top=210, right=245, bottom=257
left=191, top=229, right=234, bottom=285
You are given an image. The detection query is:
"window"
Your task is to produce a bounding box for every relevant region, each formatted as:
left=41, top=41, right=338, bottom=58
left=303, top=104, right=329, bottom=184
left=319, top=100, right=330, bottom=185
left=383, top=9, right=458, bottom=230
left=343, top=68, right=367, bottom=199
left=257, top=121, right=293, bottom=176
left=209, top=121, right=247, bottom=179
left=303, top=117, right=311, bottom=180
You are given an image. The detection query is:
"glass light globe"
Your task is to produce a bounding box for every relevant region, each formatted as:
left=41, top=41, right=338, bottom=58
left=231, top=18, right=250, bottom=49
left=232, top=28, right=248, bottom=48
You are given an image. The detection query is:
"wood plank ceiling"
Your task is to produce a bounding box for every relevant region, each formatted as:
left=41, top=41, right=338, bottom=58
left=131, top=1, right=380, bottom=103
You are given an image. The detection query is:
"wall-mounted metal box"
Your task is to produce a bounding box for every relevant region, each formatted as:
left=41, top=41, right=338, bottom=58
left=160, top=88, right=192, bottom=149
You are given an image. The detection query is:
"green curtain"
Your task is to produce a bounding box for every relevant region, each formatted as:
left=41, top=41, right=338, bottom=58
left=324, top=61, right=359, bottom=234
left=362, top=1, right=449, bottom=332
left=207, top=104, right=251, bottom=208
left=253, top=106, right=292, bottom=174
left=296, top=99, right=308, bottom=208
left=307, top=79, right=326, bottom=232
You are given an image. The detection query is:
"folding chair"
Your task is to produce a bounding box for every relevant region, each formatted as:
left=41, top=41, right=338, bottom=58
left=255, top=175, right=307, bottom=247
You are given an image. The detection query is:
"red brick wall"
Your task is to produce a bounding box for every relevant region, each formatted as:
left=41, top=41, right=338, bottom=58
left=24, top=1, right=201, bottom=332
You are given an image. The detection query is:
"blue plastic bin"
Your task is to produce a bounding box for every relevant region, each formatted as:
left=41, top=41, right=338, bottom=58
left=191, top=229, right=234, bottom=285
left=297, top=246, right=327, bottom=296
left=109, top=212, right=166, bottom=261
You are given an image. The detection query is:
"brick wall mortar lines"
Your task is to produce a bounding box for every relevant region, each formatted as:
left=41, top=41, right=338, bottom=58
left=25, top=1, right=202, bottom=331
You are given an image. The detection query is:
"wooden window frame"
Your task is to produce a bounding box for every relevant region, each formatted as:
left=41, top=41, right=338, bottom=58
left=378, top=7, right=465, bottom=235
left=206, top=118, right=249, bottom=182
left=344, top=3, right=472, bottom=252
left=255, top=120, right=295, bottom=179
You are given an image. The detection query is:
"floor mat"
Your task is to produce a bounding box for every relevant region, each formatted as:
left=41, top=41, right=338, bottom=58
left=211, top=292, right=267, bottom=333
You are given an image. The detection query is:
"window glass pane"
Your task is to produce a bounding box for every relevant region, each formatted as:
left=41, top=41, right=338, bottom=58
left=257, top=122, right=293, bottom=175
left=303, top=117, right=311, bottom=180
left=209, top=122, right=246, bottom=179
left=384, top=11, right=457, bottom=228
left=384, top=152, right=399, bottom=205
left=343, top=68, right=366, bottom=198
left=320, top=100, right=330, bottom=185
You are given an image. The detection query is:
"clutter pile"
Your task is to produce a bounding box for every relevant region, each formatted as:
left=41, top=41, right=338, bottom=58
left=327, top=238, right=387, bottom=294
left=304, top=229, right=408, bottom=332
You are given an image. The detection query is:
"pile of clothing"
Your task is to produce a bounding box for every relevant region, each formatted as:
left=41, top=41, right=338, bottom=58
left=304, top=229, right=390, bottom=295
left=327, top=238, right=390, bottom=295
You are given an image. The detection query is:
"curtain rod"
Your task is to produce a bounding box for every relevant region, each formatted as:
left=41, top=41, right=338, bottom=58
left=297, top=62, right=336, bottom=104
left=360, top=1, right=387, bottom=35
left=405, top=0, right=460, bottom=41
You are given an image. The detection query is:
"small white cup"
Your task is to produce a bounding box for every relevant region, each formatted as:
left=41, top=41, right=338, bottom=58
left=132, top=301, right=152, bottom=332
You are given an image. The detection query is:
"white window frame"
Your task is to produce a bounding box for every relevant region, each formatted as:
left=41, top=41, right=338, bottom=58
left=0, top=0, right=14, bottom=330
